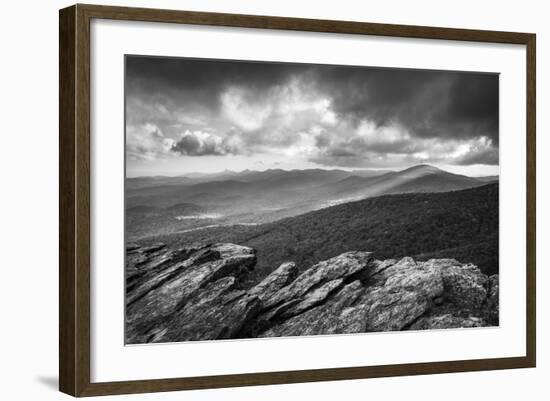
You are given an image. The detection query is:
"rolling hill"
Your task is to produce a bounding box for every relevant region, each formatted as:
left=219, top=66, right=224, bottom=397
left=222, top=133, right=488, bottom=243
left=142, top=183, right=499, bottom=283
left=313, top=164, right=488, bottom=200
left=126, top=165, right=497, bottom=239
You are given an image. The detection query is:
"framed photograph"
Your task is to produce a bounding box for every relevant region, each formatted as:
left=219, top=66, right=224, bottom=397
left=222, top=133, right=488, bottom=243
left=59, top=4, right=536, bottom=397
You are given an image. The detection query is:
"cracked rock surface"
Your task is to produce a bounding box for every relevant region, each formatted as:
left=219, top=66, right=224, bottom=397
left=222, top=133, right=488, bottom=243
left=125, top=243, right=498, bottom=343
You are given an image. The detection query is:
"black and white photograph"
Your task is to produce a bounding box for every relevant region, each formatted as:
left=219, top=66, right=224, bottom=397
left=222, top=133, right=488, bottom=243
left=124, top=56, right=499, bottom=344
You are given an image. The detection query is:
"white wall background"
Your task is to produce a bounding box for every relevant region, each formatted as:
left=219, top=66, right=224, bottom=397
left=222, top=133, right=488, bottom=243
left=0, top=0, right=546, bottom=399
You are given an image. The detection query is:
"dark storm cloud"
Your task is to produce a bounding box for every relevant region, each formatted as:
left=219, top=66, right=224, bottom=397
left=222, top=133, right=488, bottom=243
left=125, top=56, right=316, bottom=143
left=311, top=67, right=499, bottom=144
left=126, top=56, right=308, bottom=112
left=126, top=56, right=499, bottom=167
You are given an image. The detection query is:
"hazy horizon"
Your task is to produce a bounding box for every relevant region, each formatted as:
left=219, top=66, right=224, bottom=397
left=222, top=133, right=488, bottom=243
left=126, top=163, right=500, bottom=179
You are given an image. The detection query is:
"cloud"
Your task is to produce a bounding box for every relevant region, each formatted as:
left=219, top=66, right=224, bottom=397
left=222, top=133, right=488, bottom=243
left=312, top=68, right=499, bottom=144
left=218, top=79, right=340, bottom=154
left=453, top=137, right=499, bottom=165
left=309, top=120, right=499, bottom=168
left=220, top=87, right=272, bottom=132
left=126, top=123, right=174, bottom=161
left=125, top=56, right=499, bottom=169
left=170, top=130, right=239, bottom=156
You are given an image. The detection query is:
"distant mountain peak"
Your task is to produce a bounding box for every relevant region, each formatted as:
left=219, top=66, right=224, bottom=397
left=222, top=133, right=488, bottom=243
left=402, top=164, right=443, bottom=173
left=396, top=164, right=449, bottom=178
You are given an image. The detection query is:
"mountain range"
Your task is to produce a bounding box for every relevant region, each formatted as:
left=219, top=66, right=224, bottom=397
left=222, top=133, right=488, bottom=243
left=126, top=164, right=498, bottom=239
left=137, top=183, right=499, bottom=281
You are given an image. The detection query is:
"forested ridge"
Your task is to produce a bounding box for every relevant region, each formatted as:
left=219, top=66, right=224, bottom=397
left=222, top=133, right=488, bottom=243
left=144, top=183, right=499, bottom=283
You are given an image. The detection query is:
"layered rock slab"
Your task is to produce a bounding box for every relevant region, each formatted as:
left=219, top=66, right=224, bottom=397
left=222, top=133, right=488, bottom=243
left=125, top=242, right=499, bottom=343
left=126, top=243, right=257, bottom=343
left=155, top=276, right=262, bottom=342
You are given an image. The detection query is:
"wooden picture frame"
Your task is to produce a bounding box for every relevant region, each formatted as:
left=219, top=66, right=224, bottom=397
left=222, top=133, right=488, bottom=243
left=59, top=3, right=536, bottom=397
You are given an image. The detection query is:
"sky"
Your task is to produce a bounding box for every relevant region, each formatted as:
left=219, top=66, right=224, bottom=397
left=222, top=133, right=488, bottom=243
left=125, top=56, right=499, bottom=177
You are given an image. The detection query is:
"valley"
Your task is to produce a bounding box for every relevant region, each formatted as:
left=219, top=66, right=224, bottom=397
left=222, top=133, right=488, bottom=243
left=126, top=164, right=498, bottom=241
left=130, top=181, right=499, bottom=287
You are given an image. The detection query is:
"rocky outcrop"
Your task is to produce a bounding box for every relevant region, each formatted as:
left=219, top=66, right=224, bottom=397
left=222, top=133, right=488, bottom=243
left=155, top=277, right=262, bottom=342
left=125, top=243, right=499, bottom=343
left=126, top=243, right=257, bottom=343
